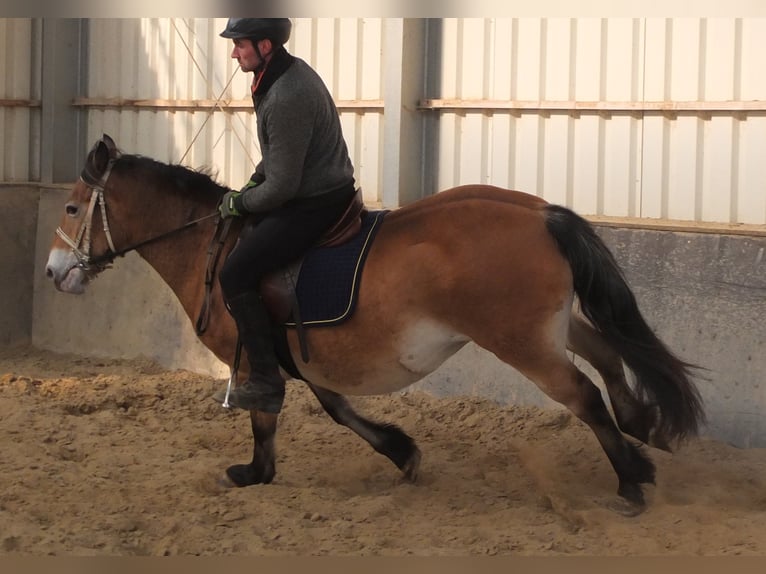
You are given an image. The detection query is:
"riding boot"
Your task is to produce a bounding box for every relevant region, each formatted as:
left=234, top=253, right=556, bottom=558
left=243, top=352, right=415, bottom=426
left=213, top=290, right=286, bottom=412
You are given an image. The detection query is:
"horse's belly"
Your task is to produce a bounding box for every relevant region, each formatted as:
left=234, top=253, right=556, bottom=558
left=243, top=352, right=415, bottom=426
left=292, top=318, right=470, bottom=396
left=298, top=363, right=422, bottom=395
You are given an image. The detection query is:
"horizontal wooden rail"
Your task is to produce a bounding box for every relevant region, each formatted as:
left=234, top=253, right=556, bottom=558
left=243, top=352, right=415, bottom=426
left=587, top=215, right=766, bottom=238
left=419, top=98, right=766, bottom=115
left=71, top=97, right=384, bottom=112
left=0, top=99, right=41, bottom=108
left=11, top=97, right=764, bottom=116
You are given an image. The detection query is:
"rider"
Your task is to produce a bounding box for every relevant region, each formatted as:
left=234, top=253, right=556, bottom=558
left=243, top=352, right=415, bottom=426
left=216, top=18, right=357, bottom=411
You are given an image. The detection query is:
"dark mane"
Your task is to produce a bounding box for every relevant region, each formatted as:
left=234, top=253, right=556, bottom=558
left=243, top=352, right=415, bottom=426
left=112, top=154, right=232, bottom=204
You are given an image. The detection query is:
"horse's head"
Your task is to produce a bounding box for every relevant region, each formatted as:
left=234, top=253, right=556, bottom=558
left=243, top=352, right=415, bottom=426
left=47, top=134, right=230, bottom=295
left=45, top=133, right=122, bottom=294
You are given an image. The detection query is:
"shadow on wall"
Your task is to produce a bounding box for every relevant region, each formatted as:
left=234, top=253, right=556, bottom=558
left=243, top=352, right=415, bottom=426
left=1, top=186, right=39, bottom=347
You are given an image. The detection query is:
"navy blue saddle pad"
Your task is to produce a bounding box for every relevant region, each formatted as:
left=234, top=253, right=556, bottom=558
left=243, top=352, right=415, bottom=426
left=285, top=209, right=388, bottom=328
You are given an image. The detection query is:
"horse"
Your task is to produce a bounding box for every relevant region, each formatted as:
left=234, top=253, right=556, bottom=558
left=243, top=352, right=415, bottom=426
left=45, top=134, right=704, bottom=513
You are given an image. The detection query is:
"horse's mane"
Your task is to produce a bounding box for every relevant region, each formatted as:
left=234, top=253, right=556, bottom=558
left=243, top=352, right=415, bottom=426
left=112, top=154, right=232, bottom=204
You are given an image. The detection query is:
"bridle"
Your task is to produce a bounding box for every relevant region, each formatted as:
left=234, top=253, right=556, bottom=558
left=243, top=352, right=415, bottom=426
left=56, top=150, right=232, bottom=335
left=55, top=157, right=119, bottom=273
left=56, top=155, right=220, bottom=275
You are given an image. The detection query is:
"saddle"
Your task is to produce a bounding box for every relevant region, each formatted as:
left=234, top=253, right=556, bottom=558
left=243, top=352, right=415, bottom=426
left=196, top=188, right=368, bottom=377
left=260, top=188, right=367, bottom=364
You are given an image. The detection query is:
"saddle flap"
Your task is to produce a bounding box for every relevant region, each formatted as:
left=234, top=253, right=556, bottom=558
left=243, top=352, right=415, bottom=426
left=260, top=262, right=301, bottom=325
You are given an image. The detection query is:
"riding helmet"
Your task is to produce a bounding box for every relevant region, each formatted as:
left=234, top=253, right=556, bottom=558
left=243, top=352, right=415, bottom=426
left=219, top=18, right=292, bottom=45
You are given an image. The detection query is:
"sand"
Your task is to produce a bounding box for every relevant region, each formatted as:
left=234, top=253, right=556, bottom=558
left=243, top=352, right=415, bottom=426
left=1, top=344, right=765, bottom=556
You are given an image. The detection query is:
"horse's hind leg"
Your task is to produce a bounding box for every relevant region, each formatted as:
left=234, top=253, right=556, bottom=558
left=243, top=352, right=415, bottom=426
left=307, top=383, right=422, bottom=481
left=567, top=314, right=668, bottom=450
left=516, top=354, right=656, bottom=509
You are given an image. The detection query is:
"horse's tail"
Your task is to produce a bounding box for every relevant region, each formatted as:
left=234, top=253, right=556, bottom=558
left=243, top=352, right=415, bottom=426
left=543, top=204, right=705, bottom=444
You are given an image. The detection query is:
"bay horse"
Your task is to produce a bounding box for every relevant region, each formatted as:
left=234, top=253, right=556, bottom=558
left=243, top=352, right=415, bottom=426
left=45, top=134, right=704, bottom=512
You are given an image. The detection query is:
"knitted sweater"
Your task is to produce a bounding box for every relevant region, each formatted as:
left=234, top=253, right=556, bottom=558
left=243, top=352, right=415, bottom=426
left=238, top=48, right=355, bottom=213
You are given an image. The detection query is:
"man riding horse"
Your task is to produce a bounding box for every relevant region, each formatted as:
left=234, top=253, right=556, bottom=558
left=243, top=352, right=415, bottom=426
left=215, top=18, right=358, bottom=411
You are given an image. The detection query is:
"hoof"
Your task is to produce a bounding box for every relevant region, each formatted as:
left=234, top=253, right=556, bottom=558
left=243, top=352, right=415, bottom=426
left=617, top=481, right=646, bottom=508
left=217, top=474, right=238, bottom=489
left=226, top=463, right=275, bottom=487
left=605, top=496, right=646, bottom=517
left=400, top=448, right=422, bottom=482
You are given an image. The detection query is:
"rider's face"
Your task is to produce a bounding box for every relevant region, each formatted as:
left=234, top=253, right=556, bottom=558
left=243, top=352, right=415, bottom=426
left=231, top=38, right=271, bottom=73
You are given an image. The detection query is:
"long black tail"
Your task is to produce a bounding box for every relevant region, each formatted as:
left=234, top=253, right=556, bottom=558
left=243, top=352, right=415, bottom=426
left=544, top=204, right=705, bottom=443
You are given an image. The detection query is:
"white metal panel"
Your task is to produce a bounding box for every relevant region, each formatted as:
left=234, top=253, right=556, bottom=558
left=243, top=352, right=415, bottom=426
left=0, top=18, right=34, bottom=181
left=73, top=17, right=766, bottom=224
left=83, top=18, right=384, bottom=203
left=435, top=17, right=766, bottom=225
left=437, top=18, right=648, bottom=215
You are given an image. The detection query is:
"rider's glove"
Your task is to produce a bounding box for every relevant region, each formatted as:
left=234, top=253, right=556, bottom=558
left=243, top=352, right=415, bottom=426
left=219, top=191, right=244, bottom=219
left=239, top=178, right=261, bottom=193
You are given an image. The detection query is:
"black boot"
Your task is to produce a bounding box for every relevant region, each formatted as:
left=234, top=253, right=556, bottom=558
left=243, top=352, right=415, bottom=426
left=214, top=291, right=285, bottom=412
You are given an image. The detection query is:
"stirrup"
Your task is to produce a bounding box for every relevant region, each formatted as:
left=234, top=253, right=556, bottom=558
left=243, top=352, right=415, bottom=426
left=213, top=361, right=240, bottom=409
left=212, top=374, right=285, bottom=413
left=211, top=384, right=260, bottom=410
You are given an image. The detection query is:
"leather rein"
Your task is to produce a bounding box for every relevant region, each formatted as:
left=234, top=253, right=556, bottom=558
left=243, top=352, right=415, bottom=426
left=56, top=157, right=230, bottom=335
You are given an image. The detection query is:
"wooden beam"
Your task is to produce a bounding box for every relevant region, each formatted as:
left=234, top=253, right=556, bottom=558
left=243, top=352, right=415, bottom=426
left=419, top=98, right=766, bottom=114
left=586, top=215, right=766, bottom=238
left=0, top=99, right=42, bottom=108
left=70, top=97, right=384, bottom=112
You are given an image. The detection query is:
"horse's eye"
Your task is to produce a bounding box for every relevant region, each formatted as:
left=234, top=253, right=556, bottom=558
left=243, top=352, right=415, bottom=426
left=65, top=203, right=79, bottom=217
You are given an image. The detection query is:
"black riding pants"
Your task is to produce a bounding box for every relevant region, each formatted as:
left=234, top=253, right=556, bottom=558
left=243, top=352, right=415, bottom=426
left=219, top=184, right=356, bottom=301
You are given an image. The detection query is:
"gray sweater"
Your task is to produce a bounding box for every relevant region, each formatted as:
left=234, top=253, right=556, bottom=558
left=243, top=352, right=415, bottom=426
left=240, top=55, right=355, bottom=213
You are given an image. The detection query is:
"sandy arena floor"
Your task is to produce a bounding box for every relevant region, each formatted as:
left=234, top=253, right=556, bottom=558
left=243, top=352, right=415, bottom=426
left=1, top=345, right=765, bottom=556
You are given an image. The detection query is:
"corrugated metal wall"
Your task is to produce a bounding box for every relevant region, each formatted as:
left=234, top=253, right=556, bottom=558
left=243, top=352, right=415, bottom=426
left=2, top=18, right=766, bottom=224
left=0, top=18, right=37, bottom=182
left=433, top=17, right=766, bottom=224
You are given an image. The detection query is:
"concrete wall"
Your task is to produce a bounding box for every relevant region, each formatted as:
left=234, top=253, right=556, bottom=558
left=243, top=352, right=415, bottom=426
left=0, top=185, right=39, bottom=347
left=20, top=188, right=766, bottom=448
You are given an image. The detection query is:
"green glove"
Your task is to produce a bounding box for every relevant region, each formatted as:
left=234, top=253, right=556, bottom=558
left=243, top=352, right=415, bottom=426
left=219, top=191, right=243, bottom=219
left=239, top=178, right=261, bottom=193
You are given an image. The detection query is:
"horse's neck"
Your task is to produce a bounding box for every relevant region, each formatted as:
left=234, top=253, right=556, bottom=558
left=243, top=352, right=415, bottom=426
left=133, top=200, right=222, bottom=323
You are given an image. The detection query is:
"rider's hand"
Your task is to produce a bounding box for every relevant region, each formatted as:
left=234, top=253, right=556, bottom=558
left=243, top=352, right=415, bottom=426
left=219, top=191, right=243, bottom=219
left=239, top=178, right=261, bottom=193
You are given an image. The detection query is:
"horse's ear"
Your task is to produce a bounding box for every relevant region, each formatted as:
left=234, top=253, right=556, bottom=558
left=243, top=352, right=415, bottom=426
left=87, top=139, right=111, bottom=178
left=101, top=133, right=121, bottom=160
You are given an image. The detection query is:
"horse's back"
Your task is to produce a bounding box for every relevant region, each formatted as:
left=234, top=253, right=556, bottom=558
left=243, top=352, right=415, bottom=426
left=374, top=184, right=569, bottom=303
left=378, top=185, right=559, bottom=270
left=395, top=184, right=549, bottom=217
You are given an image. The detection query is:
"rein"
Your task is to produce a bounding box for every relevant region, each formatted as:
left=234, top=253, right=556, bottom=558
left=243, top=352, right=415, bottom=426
left=89, top=211, right=220, bottom=269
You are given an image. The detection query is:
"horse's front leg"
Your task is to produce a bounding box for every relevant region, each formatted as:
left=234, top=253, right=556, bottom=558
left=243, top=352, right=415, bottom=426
left=225, top=410, right=277, bottom=486
left=307, top=383, right=421, bottom=481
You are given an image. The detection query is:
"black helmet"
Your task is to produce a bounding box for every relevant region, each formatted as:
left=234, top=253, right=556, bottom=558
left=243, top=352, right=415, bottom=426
left=220, top=18, right=292, bottom=45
